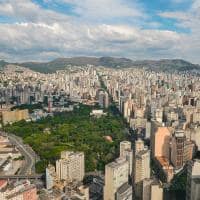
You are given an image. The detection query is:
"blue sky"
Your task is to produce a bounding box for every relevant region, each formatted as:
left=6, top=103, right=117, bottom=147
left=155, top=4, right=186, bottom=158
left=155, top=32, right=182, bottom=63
left=0, top=0, right=199, bottom=63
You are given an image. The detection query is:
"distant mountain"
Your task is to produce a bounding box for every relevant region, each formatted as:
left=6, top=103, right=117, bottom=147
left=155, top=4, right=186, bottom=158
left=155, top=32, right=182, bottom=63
left=98, top=57, right=133, bottom=68
left=0, top=60, right=8, bottom=70
left=132, top=59, right=200, bottom=72
left=2, top=57, right=200, bottom=73
left=19, top=57, right=99, bottom=73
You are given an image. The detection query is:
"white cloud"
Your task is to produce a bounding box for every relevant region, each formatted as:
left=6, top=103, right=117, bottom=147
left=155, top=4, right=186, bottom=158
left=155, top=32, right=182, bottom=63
left=158, top=0, right=200, bottom=63
left=0, top=0, right=70, bottom=23
left=62, top=0, right=144, bottom=20
left=0, top=0, right=199, bottom=63
left=0, top=20, right=183, bottom=62
left=192, top=0, right=200, bottom=9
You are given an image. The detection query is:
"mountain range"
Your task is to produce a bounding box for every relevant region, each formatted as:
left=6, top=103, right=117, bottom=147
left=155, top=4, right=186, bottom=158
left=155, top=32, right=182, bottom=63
left=0, top=57, right=199, bottom=73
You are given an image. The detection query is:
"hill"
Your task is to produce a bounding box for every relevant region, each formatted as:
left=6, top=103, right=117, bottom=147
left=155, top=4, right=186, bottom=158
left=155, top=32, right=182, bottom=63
left=132, top=59, right=200, bottom=72
left=19, top=57, right=99, bottom=73
left=2, top=57, right=200, bottom=73
left=20, top=57, right=200, bottom=73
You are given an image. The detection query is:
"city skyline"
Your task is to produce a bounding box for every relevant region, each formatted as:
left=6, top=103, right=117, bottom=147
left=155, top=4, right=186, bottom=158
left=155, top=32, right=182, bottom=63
left=0, top=1, right=200, bottom=199
left=0, top=0, right=200, bottom=63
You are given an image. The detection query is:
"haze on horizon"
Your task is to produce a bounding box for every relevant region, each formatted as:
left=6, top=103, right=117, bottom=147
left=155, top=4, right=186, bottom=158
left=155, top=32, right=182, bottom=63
left=0, top=0, right=199, bottom=64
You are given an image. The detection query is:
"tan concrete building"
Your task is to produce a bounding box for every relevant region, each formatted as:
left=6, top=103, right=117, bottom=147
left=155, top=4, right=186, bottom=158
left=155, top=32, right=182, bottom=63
left=130, top=118, right=147, bottom=130
left=116, top=182, right=132, bottom=200
left=133, top=139, right=150, bottom=199
left=142, top=178, right=163, bottom=200
left=120, top=141, right=131, bottom=157
left=151, top=123, right=174, bottom=182
left=120, top=141, right=133, bottom=176
left=155, top=108, right=163, bottom=123
left=135, top=138, right=145, bottom=154
left=104, top=158, right=129, bottom=200
left=171, top=130, right=185, bottom=170
left=1, top=109, right=29, bottom=125
left=171, top=130, right=194, bottom=170
left=186, top=159, right=200, bottom=200
left=155, top=156, right=174, bottom=183
left=134, top=149, right=150, bottom=184
left=46, top=164, right=58, bottom=190
left=150, top=183, right=163, bottom=200
left=56, top=151, right=84, bottom=183
left=183, top=140, right=194, bottom=163
left=153, top=126, right=171, bottom=158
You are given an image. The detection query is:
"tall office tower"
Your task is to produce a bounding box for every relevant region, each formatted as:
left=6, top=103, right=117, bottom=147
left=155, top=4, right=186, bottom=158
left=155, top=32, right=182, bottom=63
left=155, top=108, right=163, bottom=123
left=123, top=98, right=134, bottom=122
left=123, top=100, right=128, bottom=119
left=171, top=130, right=194, bottom=170
left=104, top=158, right=129, bottom=200
left=120, top=141, right=131, bottom=157
left=98, top=91, right=109, bottom=108
left=135, top=138, right=145, bottom=154
left=104, top=91, right=109, bottom=108
left=152, top=126, right=171, bottom=159
left=196, top=99, right=200, bottom=108
left=151, top=118, right=174, bottom=183
left=56, top=151, right=85, bottom=183
left=183, top=140, right=194, bottom=163
left=171, top=130, right=185, bottom=170
left=98, top=91, right=104, bottom=108
left=23, top=85, right=30, bottom=104
left=134, top=149, right=150, bottom=198
left=119, top=96, right=126, bottom=114
left=120, top=141, right=133, bottom=177
left=46, top=164, right=57, bottom=190
left=186, top=160, right=200, bottom=200
left=142, top=179, right=163, bottom=200
left=133, top=138, right=150, bottom=198
left=48, top=95, right=53, bottom=113
left=115, top=182, right=132, bottom=200
left=145, top=121, right=151, bottom=139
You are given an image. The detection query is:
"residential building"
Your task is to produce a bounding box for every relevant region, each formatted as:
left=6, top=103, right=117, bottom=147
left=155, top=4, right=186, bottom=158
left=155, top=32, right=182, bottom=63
left=104, top=158, right=129, bottom=200
left=56, top=151, right=85, bottom=183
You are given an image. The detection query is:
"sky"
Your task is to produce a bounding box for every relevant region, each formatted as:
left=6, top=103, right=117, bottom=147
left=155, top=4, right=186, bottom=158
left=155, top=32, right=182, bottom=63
left=0, top=0, right=199, bottom=63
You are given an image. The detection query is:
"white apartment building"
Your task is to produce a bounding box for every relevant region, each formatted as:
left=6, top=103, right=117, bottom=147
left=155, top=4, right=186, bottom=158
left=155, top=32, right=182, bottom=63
left=104, top=158, right=129, bottom=200
left=56, top=151, right=85, bottom=183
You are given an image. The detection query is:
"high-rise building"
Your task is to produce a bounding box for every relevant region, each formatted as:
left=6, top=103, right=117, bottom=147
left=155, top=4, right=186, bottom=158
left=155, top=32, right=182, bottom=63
left=145, top=121, right=151, bottom=139
left=183, top=140, right=194, bottom=163
left=151, top=123, right=174, bottom=182
left=134, top=149, right=150, bottom=183
left=46, top=164, right=57, bottom=190
left=115, top=182, right=132, bottom=200
left=120, top=141, right=133, bottom=176
left=98, top=90, right=109, bottom=108
left=142, top=178, right=163, bottom=200
left=104, top=91, right=109, bottom=108
left=171, top=130, right=194, bottom=170
left=186, top=159, right=200, bottom=200
left=155, top=108, right=163, bottom=123
left=150, top=183, right=163, bottom=200
left=135, top=138, right=145, bottom=154
left=56, top=151, right=85, bottom=183
left=133, top=139, right=150, bottom=199
left=104, top=158, right=129, bottom=200
left=120, top=141, right=131, bottom=157
left=171, top=130, right=185, bottom=170
left=152, top=126, right=171, bottom=158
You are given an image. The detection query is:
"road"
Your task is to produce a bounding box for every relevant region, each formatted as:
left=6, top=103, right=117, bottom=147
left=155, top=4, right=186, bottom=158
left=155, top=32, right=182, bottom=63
left=0, top=131, right=37, bottom=175
left=0, top=174, right=43, bottom=180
